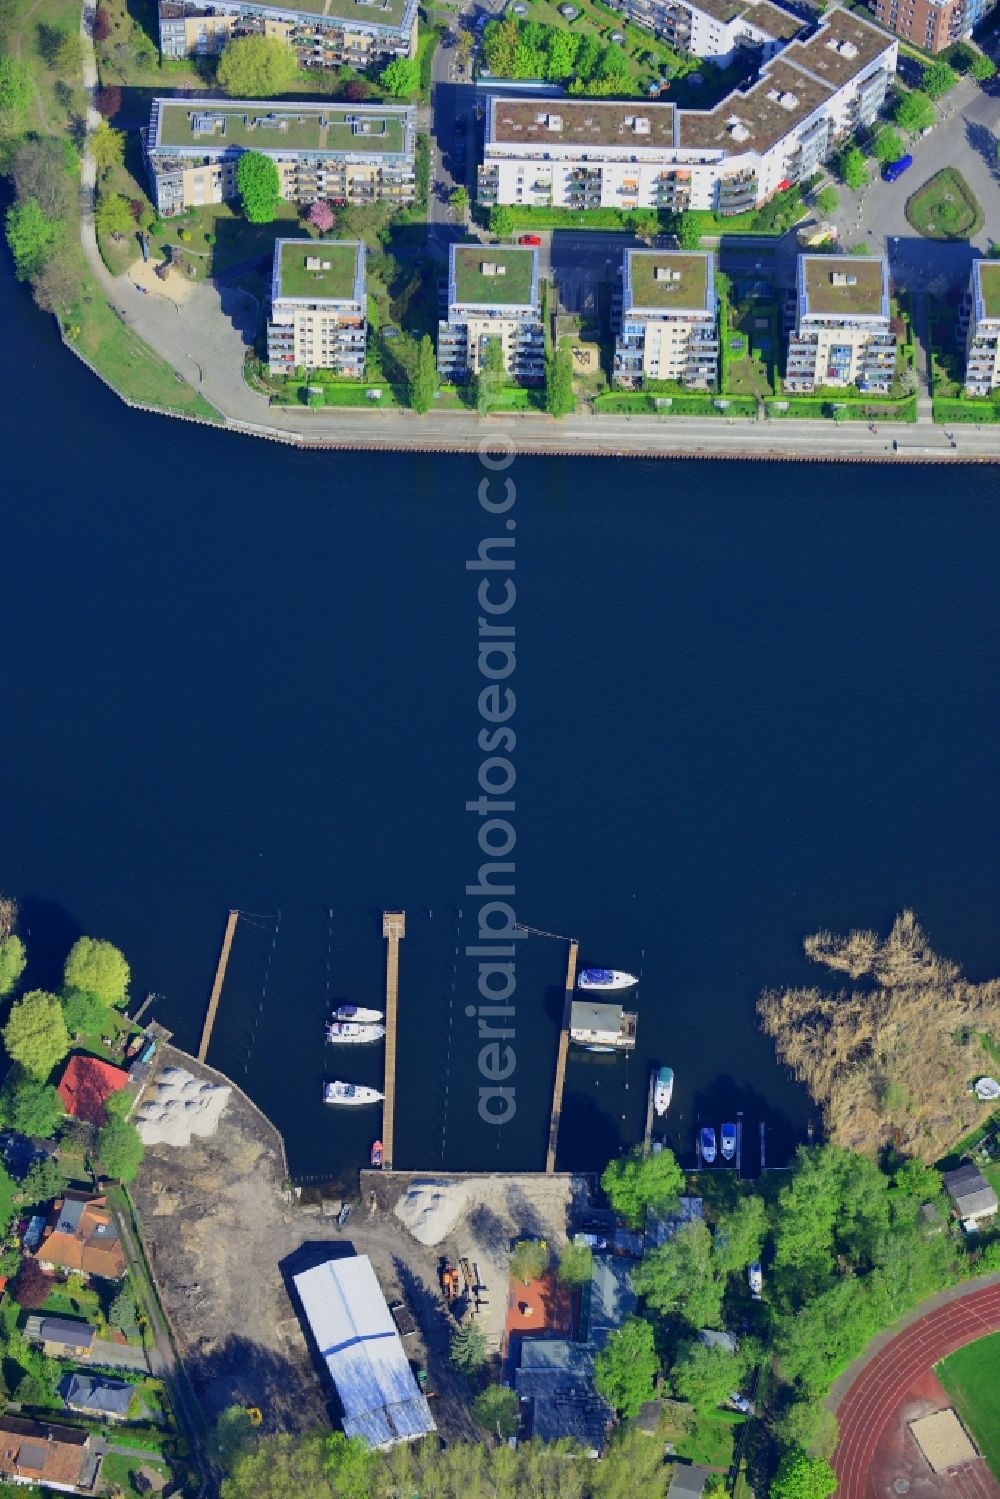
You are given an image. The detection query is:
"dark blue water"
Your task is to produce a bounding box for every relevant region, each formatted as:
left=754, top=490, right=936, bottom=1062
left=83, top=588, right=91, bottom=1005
left=3, top=260, right=1000, bottom=1184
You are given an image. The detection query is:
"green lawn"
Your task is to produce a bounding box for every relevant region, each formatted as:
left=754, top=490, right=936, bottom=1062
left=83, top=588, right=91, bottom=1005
left=905, top=169, right=984, bottom=241
left=937, top=1333, right=1000, bottom=1479
left=674, top=1410, right=744, bottom=1468
left=150, top=201, right=302, bottom=283
left=99, top=1451, right=172, bottom=1493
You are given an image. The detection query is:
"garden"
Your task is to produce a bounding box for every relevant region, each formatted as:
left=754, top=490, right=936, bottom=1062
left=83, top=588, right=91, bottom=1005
left=905, top=168, right=984, bottom=241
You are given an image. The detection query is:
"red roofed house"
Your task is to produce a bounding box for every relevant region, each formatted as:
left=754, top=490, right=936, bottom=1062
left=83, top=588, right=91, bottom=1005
left=57, top=1055, right=130, bottom=1126
left=34, top=1191, right=127, bottom=1281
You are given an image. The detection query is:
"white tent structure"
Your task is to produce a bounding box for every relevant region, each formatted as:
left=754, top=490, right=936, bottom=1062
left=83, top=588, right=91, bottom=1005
left=292, top=1255, right=436, bottom=1449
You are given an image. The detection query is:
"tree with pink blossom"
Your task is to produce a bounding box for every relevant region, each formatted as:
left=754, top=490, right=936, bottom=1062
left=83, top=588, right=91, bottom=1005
left=308, top=200, right=335, bottom=234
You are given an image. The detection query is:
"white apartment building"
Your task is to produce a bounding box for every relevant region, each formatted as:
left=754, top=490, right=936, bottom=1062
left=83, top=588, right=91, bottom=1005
left=477, top=8, right=896, bottom=218
left=964, top=260, right=1000, bottom=397
left=157, top=0, right=418, bottom=72
left=437, top=245, right=545, bottom=384
left=614, top=250, right=718, bottom=388
left=785, top=254, right=895, bottom=394
left=266, top=239, right=367, bottom=376
left=144, top=98, right=415, bottom=216
left=606, top=0, right=805, bottom=67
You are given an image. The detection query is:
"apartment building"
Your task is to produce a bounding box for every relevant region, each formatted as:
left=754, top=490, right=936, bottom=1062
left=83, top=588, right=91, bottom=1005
left=614, top=250, right=718, bottom=388
left=477, top=8, right=896, bottom=217
left=437, top=245, right=545, bottom=384
left=964, top=260, right=1000, bottom=397
left=865, top=0, right=995, bottom=54
left=266, top=239, right=367, bottom=375
left=606, top=0, right=805, bottom=67
left=157, top=0, right=418, bottom=71
left=784, top=254, right=896, bottom=394
left=144, top=99, right=416, bottom=216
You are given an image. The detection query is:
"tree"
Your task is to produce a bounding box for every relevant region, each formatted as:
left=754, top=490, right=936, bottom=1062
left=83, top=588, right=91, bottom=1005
left=472, top=1383, right=520, bottom=1440
left=217, top=35, right=297, bottom=97
left=814, top=185, right=838, bottom=215
left=839, top=145, right=867, bottom=190
left=91, top=121, right=125, bottom=175
left=0, top=56, right=32, bottom=125
left=970, top=53, right=996, bottom=81
left=0, top=1070, right=62, bottom=1138
left=670, top=1339, right=742, bottom=1411
left=379, top=57, right=419, bottom=97
left=558, top=1239, right=592, bottom=1286
left=95, top=1118, right=144, bottom=1183
left=95, top=84, right=122, bottom=118
left=211, top=1405, right=258, bottom=1470
left=714, top=1195, right=768, bottom=1276
left=509, top=1237, right=549, bottom=1284
left=676, top=214, right=702, bottom=250
left=483, top=19, right=520, bottom=77
left=489, top=204, right=515, bottom=238
left=221, top=1432, right=375, bottom=1499
left=632, top=210, right=657, bottom=241
left=410, top=335, right=438, bottom=414
left=593, top=1316, right=659, bottom=1417
left=894, top=89, right=934, bottom=135
left=774, top=1400, right=839, bottom=1460
left=11, top=138, right=74, bottom=222
left=237, top=151, right=281, bottom=224
left=5, top=201, right=60, bottom=280
left=108, top=1286, right=136, bottom=1330
left=92, top=6, right=112, bottom=41
left=770, top=1451, right=837, bottom=1499
left=545, top=29, right=581, bottom=80
left=0, top=936, right=26, bottom=998
left=474, top=335, right=506, bottom=416
left=96, top=192, right=134, bottom=240
left=308, top=199, right=335, bottom=233
left=16, top=1156, right=64, bottom=1210
left=9, top=1257, right=52, bottom=1309
left=448, top=1321, right=487, bottom=1374
left=600, top=1145, right=684, bottom=1227
left=31, top=243, right=82, bottom=313
left=450, top=185, right=469, bottom=216
left=544, top=347, right=575, bottom=418
left=54, top=32, right=84, bottom=73
left=632, top=1218, right=725, bottom=1327
left=922, top=60, right=957, bottom=99
left=2, top=991, right=70, bottom=1077
left=64, top=937, right=130, bottom=1008
left=61, top=987, right=110, bottom=1040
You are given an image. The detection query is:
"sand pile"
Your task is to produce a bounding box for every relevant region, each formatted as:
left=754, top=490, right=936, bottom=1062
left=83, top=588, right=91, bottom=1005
left=135, top=1067, right=231, bottom=1147
left=394, top=1180, right=470, bottom=1245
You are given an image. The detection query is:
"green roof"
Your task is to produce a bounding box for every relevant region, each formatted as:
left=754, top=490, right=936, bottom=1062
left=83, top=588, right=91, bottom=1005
left=627, top=252, right=710, bottom=311
left=802, top=256, right=886, bottom=317
left=155, top=101, right=406, bottom=156
left=277, top=240, right=360, bottom=300
left=162, top=0, right=411, bottom=25
left=452, top=247, right=536, bottom=307
left=978, top=262, right=1000, bottom=319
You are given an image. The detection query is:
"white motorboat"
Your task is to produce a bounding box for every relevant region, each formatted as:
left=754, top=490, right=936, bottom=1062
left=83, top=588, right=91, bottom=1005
left=748, top=1262, right=763, bottom=1299
left=331, top=1005, right=384, bottom=1024
left=653, top=1066, right=674, bottom=1116
left=326, top=1021, right=386, bottom=1045
left=324, top=1082, right=384, bottom=1106
left=577, top=968, right=638, bottom=991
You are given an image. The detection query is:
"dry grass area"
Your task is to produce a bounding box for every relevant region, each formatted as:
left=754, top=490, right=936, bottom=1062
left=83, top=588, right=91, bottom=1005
left=758, top=911, right=1000, bottom=1161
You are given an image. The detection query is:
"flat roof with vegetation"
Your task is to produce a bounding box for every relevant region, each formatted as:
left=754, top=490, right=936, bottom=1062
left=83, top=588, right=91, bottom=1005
left=153, top=100, right=409, bottom=156
left=626, top=251, right=712, bottom=312
left=275, top=240, right=363, bottom=302
left=452, top=246, right=537, bottom=308
left=976, top=260, right=1000, bottom=320
left=801, top=255, right=888, bottom=318
left=159, top=0, right=413, bottom=31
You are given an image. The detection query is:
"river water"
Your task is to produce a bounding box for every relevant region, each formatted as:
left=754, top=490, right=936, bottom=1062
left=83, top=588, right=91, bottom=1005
left=3, top=259, right=1000, bottom=1184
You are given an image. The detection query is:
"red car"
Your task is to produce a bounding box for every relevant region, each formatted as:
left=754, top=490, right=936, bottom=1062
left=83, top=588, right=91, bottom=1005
left=518, top=233, right=542, bottom=246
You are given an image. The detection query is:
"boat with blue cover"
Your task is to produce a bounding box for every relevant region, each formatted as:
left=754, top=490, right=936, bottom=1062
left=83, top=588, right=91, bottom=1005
left=577, top=968, right=638, bottom=991
left=700, top=1126, right=717, bottom=1164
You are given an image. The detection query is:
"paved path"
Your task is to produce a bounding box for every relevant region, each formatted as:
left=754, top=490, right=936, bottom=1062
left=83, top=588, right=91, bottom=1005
left=832, top=1278, right=1000, bottom=1499
left=92, top=1336, right=150, bottom=1372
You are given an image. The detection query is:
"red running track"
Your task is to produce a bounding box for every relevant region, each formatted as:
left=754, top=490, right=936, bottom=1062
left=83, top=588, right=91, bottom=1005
left=834, top=1281, right=1000, bottom=1499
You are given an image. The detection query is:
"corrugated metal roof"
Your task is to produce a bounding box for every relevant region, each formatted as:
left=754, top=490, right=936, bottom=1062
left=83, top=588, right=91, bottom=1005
left=293, top=1256, right=436, bottom=1449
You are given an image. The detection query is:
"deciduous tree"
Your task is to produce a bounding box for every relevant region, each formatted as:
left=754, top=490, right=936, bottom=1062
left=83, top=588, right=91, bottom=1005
left=95, top=1118, right=144, bottom=1183
left=307, top=199, right=335, bottom=233
left=839, top=145, right=867, bottom=190
left=30, top=243, right=82, bottom=313
left=970, top=53, right=996, bottom=81
left=545, top=29, right=581, bottom=80
left=0, top=1069, right=63, bottom=1138
left=95, top=84, right=122, bottom=117
left=474, top=335, right=506, bottom=416
left=10, top=1256, right=52, bottom=1309
left=5, top=201, right=60, bottom=280
left=236, top=151, right=281, bottom=223
left=2, top=990, right=70, bottom=1077
left=64, top=937, right=130, bottom=1006
left=0, top=936, right=26, bottom=997
left=489, top=204, right=515, bottom=237
left=872, top=125, right=904, bottom=164
left=894, top=89, right=934, bottom=134
left=509, top=1237, right=549, bottom=1284
left=483, top=18, right=520, bottom=77
left=814, top=185, right=838, bottom=215
left=11, top=138, right=74, bottom=221
left=770, top=1451, right=837, bottom=1499
left=670, top=1339, right=742, bottom=1411
left=96, top=191, right=134, bottom=239
left=472, top=1383, right=520, bottom=1439
left=54, top=32, right=84, bottom=73
left=92, top=7, right=112, bottom=42
left=218, top=35, right=297, bottom=97
left=0, top=56, right=32, bottom=125
left=922, top=60, right=956, bottom=98
left=410, top=335, right=438, bottom=414
left=450, top=184, right=469, bottom=215
left=544, top=347, right=575, bottom=418
left=600, top=1145, right=683, bottom=1227
left=91, top=121, right=125, bottom=175
left=379, top=57, right=419, bottom=97
left=631, top=1219, right=724, bottom=1328
left=714, top=1194, right=768, bottom=1275
left=558, top=1239, right=592, bottom=1286
left=16, top=1156, right=64, bottom=1210
left=593, top=1316, right=659, bottom=1417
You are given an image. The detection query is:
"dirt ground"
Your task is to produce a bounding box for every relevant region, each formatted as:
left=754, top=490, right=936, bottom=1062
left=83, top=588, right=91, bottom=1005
left=131, top=1049, right=590, bottom=1443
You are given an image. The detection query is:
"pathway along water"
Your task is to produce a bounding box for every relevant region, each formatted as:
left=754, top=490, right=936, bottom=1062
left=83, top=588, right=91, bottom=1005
left=3, top=259, right=1000, bottom=1184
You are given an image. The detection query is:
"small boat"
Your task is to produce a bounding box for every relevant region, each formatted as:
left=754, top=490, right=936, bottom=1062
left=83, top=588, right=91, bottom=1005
left=324, top=1082, right=384, bottom=1106
left=653, top=1066, right=674, bottom=1116
left=331, top=1005, right=383, bottom=1024
left=748, top=1262, right=763, bottom=1299
left=577, top=968, right=638, bottom=991
left=326, top=1021, right=386, bottom=1045
left=721, top=1122, right=737, bottom=1161
left=700, top=1126, right=717, bottom=1165
left=371, top=1139, right=383, bottom=1168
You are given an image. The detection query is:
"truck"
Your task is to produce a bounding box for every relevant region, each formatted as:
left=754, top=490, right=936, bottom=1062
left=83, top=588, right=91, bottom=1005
left=883, top=154, right=913, bottom=184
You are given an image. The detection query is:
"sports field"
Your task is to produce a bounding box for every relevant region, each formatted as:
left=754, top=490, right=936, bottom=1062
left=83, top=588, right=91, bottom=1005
left=937, top=1331, right=1000, bottom=1480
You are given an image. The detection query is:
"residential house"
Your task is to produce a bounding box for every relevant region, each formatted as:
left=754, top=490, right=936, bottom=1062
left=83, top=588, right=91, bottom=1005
left=963, top=261, right=1000, bottom=398
left=669, top=1465, right=713, bottom=1499
left=437, top=245, right=545, bottom=385
left=143, top=99, right=416, bottom=217
left=646, top=1196, right=704, bottom=1252
left=0, top=1416, right=97, bottom=1493
left=784, top=254, right=895, bottom=394
left=157, top=0, right=418, bottom=72
left=942, top=1163, right=999, bottom=1230
left=57, top=1055, right=130, bottom=1127
left=25, top=1316, right=98, bottom=1359
left=569, top=1000, right=638, bottom=1051
left=865, top=0, right=995, bottom=55
left=604, top=0, right=805, bottom=68
left=614, top=251, right=718, bottom=390
left=34, top=1191, right=127, bottom=1281
left=477, top=10, right=896, bottom=216
left=266, top=239, right=367, bottom=376
left=59, top=1372, right=134, bottom=1420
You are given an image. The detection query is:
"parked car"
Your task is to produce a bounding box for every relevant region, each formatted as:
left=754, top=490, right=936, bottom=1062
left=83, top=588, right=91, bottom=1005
left=882, top=153, right=913, bottom=183
left=518, top=233, right=542, bottom=245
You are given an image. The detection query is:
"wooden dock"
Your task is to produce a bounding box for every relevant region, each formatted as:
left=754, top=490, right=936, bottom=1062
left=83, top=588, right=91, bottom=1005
left=381, top=910, right=405, bottom=1171
left=643, top=1068, right=656, bottom=1154
left=545, top=939, right=579, bottom=1174
left=198, top=909, right=239, bottom=1064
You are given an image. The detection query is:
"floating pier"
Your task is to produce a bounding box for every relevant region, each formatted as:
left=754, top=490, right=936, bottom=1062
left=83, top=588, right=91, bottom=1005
left=545, top=939, right=579, bottom=1174
left=643, top=1069, right=656, bottom=1155
left=381, top=910, right=405, bottom=1171
left=198, top=909, right=239, bottom=1063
